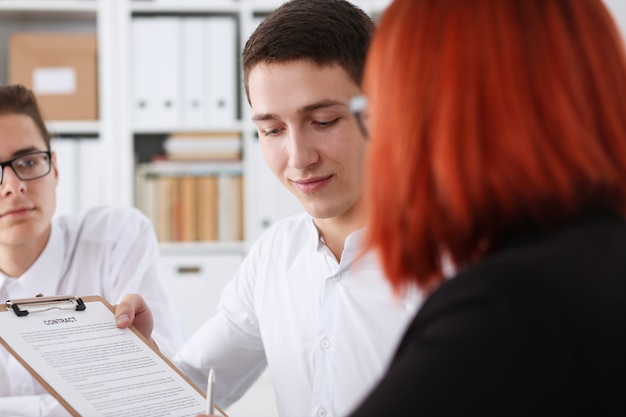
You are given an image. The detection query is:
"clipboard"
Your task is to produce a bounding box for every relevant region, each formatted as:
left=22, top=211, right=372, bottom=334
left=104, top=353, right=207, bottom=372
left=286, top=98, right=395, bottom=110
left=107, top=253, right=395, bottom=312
left=0, top=295, right=227, bottom=417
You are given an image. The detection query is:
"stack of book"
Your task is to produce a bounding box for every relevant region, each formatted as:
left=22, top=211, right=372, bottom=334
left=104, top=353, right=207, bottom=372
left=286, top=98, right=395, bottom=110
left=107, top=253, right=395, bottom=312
left=135, top=131, right=244, bottom=242
left=136, top=164, right=244, bottom=243
left=163, top=131, right=241, bottom=161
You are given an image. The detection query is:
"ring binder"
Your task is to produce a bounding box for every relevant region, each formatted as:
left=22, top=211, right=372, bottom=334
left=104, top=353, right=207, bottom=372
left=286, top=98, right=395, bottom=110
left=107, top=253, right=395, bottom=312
left=6, top=295, right=86, bottom=317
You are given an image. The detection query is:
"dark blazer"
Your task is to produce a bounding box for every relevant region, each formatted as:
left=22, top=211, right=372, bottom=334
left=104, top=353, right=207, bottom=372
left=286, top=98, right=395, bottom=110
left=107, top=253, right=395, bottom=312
left=349, top=216, right=626, bottom=416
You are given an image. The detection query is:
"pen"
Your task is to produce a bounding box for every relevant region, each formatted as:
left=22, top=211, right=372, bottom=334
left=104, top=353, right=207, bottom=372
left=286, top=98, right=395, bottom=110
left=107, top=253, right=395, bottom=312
left=205, top=368, right=215, bottom=415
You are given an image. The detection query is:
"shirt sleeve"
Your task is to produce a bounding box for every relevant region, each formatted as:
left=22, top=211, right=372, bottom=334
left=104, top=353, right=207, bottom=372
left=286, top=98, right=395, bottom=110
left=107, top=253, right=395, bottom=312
left=99, top=207, right=188, bottom=358
left=0, top=354, right=67, bottom=417
left=0, top=394, right=71, bottom=417
left=173, top=244, right=267, bottom=410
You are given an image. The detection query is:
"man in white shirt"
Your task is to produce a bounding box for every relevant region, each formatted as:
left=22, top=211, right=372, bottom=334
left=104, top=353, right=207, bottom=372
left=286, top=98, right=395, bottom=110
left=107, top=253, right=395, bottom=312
left=116, top=1, right=421, bottom=416
left=0, top=84, right=186, bottom=417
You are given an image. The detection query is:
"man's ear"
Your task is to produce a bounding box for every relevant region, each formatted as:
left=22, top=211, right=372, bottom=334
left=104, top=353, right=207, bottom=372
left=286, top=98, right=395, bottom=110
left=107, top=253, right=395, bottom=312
left=51, top=150, right=60, bottom=185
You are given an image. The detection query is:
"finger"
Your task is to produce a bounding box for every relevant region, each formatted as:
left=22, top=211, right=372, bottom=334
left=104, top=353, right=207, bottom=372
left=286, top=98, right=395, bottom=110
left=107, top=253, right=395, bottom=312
left=114, top=294, right=155, bottom=344
left=114, top=293, right=142, bottom=328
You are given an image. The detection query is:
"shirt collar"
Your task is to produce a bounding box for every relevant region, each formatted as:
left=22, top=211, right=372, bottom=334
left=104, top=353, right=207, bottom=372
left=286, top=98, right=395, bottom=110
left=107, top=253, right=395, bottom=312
left=310, top=218, right=366, bottom=251
left=308, top=216, right=368, bottom=269
left=344, top=228, right=365, bottom=251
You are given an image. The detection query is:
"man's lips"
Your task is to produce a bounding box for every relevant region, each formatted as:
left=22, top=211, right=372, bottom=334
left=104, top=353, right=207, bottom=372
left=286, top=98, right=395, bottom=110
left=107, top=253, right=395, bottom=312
left=292, top=175, right=333, bottom=193
left=0, top=207, right=33, bottom=217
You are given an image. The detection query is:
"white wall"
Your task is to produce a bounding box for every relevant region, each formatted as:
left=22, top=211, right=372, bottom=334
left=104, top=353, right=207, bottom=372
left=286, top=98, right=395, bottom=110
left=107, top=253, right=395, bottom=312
left=604, top=0, right=626, bottom=38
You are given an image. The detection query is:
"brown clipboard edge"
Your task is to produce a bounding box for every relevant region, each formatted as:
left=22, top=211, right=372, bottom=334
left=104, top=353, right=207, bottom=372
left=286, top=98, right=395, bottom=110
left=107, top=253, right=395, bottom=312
left=0, top=295, right=228, bottom=417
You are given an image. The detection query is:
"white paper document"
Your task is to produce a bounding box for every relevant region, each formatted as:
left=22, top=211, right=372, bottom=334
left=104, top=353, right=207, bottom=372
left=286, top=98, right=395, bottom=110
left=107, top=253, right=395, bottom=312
left=0, top=297, right=206, bottom=417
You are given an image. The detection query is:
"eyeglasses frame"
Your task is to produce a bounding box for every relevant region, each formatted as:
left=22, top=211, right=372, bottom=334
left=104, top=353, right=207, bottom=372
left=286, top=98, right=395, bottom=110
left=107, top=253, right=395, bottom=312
left=349, top=95, right=369, bottom=139
left=0, top=150, right=52, bottom=185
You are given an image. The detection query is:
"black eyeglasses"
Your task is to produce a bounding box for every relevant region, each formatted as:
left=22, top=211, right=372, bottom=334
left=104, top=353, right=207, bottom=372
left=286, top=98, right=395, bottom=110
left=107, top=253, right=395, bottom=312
left=350, top=95, right=369, bottom=139
left=0, top=151, right=52, bottom=185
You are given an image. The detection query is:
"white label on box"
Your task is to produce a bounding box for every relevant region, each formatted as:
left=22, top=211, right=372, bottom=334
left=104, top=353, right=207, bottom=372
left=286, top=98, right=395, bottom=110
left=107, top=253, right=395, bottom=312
left=32, top=67, right=77, bottom=95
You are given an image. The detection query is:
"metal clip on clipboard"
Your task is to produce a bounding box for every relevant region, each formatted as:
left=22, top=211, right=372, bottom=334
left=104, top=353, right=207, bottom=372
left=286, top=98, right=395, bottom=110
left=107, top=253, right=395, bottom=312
left=6, top=295, right=86, bottom=317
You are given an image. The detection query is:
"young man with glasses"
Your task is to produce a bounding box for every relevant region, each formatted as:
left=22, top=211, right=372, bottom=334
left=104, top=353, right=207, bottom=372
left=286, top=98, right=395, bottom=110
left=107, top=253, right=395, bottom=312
left=0, top=84, right=186, bottom=417
left=116, top=1, right=421, bottom=416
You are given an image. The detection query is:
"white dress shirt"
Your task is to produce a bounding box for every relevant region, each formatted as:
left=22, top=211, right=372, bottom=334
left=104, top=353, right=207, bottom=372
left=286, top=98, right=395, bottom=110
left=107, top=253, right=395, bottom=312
left=174, top=212, right=421, bottom=417
left=0, top=206, right=186, bottom=417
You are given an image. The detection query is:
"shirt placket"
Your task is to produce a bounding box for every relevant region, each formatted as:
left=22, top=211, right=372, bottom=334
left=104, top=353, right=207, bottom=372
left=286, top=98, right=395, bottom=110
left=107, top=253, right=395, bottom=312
left=309, top=250, right=347, bottom=417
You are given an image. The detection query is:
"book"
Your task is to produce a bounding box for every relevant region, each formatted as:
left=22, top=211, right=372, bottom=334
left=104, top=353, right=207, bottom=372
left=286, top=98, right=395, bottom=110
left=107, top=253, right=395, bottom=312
left=179, top=176, right=198, bottom=242
left=197, top=176, right=219, bottom=241
left=139, top=160, right=243, bottom=177
left=156, top=176, right=175, bottom=242
left=135, top=172, right=158, bottom=227
left=218, top=174, right=244, bottom=241
left=164, top=131, right=242, bottom=161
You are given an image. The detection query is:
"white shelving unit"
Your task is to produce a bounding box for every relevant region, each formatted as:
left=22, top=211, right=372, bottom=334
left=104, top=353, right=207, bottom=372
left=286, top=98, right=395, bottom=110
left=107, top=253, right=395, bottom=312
left=1, top=1, right=392, bottom=416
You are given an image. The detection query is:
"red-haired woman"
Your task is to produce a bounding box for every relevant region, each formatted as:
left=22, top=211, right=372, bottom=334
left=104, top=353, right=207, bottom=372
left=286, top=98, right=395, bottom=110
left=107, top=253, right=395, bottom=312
left=349, top=0, right=626, bottom=415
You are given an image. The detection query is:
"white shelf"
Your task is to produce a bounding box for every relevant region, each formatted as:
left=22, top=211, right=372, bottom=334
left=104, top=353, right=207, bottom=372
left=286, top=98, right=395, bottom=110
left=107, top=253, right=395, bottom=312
left=46, top=120, right=100, bottom=136
left=0, top=1, right=97, bottom=13
left=133, top=120, right=246, bottom=134
left=130, top=1, right=240, bottom=14
left=159, top=240, right=246, bottom=257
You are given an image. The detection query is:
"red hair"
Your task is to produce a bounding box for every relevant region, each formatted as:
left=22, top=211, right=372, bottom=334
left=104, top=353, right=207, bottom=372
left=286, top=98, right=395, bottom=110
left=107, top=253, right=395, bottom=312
left=364, top=0, right=626, bottom=291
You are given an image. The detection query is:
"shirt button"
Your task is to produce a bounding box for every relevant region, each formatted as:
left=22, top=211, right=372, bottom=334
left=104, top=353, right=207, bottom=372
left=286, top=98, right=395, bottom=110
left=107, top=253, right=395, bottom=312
left=332, top=274, right=340, bottom=281
left=317, top=408, right=327, bottom=417
left=320, top=339, right=331, bottom=349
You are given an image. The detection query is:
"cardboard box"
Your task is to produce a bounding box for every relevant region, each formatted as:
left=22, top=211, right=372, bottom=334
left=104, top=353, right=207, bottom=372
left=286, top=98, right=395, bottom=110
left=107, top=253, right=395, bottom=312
left=8, top=33, right=98, bottom=120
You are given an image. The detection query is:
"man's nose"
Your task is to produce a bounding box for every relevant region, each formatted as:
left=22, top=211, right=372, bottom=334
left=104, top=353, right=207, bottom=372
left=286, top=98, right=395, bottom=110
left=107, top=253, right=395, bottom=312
left=288, top=131, right=319, bottom=169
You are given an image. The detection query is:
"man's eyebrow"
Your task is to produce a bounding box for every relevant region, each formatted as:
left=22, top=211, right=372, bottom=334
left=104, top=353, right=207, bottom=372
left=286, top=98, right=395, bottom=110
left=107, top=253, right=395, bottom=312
left=12, top=146, right=41, bottom=158
left=299, top=99, right=344, bottom=114
left=252, top=113, right=278, bottom=122
left=251, top=99, right=346, bottom=122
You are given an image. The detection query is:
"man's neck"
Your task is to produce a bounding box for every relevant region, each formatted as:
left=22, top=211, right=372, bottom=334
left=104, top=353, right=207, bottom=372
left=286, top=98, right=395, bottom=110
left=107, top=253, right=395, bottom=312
left=314, top=212, right=366, bottom=262
left=0, top=231, right=51, bottom=277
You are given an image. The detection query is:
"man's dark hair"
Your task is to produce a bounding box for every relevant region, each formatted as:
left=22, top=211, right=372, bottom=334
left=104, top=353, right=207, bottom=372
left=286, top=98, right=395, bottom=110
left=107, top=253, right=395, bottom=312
left=0, top=84, right=51, bottom=148
left=242, top=0, right=375, bottom=102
